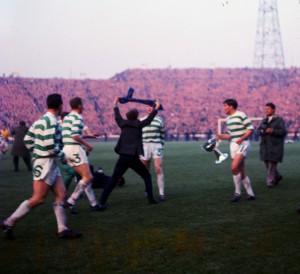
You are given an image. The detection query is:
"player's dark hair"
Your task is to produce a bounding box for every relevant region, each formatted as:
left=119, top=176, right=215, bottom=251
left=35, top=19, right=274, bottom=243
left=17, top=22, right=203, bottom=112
left=70, top=97, right=83, bottom=109
left=126, top=109, right=139, bottom=120
left=223, top=99, right=238, bottom=109
left=60, top=111, right=70, bottom=120
left=47, top=93, right=63, bottom=109
left=266, top=102, right=276, bottom=109
left=19, top=120, right=26, bottom=126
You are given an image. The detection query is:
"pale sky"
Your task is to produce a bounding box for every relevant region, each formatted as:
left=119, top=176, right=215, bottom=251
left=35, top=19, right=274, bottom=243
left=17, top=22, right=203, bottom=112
left=0, top=0, right=299, bottom=79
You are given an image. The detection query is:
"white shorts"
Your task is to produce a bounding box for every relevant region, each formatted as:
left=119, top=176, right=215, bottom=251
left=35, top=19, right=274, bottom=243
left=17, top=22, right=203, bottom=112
left=32, top=158, right=61, bottom=186
left=230, top=140, right=251, bottom=159
left=63, top=145, right=88, bottom=167
left=1, top=140, right=8, bottom=150
left=140, top=142, right=164, bottom=161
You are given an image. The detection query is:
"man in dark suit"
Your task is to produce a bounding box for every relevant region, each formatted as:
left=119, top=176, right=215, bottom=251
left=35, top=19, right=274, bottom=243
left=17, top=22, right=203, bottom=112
left=11, top=121, right=32, bottom=172
left=99, top=97, right=161, bottom=208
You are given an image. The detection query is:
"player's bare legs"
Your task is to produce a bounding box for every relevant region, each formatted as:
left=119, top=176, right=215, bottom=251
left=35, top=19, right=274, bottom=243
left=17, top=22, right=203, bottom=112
left=2, top=177, right=81, bottom=239
left=231, top=153, right=245, bottom=176
left=28, top=180, right=51, bottom=207
left=2, top=180, right=51, bottom=235
left=141, top=157, right=165, bottom=200
left=67, top=163, right=98, bottom=208
left=153, top=157, right=165, bottom=199
left=51, top=176, right=77, bottom=235
left=73, top=163, right=93, bottom=183
left=52, top=176, right=68, bottom=203
left=231, top=154, right=254, bottom=202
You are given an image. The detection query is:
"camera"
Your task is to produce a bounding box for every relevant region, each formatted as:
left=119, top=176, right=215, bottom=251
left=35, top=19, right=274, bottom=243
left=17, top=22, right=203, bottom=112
left=261, top=119, right=269, bottom=134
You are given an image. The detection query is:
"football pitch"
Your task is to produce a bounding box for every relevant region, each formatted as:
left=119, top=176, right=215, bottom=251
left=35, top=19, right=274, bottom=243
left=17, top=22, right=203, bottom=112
left=1, top=141, right=300, bottom=273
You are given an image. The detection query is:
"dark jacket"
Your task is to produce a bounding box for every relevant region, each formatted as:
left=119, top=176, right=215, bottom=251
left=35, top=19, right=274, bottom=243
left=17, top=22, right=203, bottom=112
left=11, top=125, right=31, bottom=158
left=257, top=116, right=287, bottom=163
left=114, top=106, right=158, bottom=156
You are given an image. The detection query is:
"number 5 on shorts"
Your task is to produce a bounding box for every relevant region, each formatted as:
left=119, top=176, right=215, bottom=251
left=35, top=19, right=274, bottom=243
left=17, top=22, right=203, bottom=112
left=157, top=148, right=163, bottom=157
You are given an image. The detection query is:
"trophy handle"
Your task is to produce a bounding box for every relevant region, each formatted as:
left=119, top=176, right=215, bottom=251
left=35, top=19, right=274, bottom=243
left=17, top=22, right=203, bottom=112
left=213, top=148, right=228, bottom=164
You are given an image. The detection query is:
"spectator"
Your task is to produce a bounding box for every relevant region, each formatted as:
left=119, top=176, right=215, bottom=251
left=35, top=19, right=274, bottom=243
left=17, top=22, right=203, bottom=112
left=11, top=121, right=32, bottom=172
left=1, top=124, right=9, bottom=154
left=206, top=128, right=213, bottom=140
left=257, top=103, right=287, bottom=188
left=293, top=130, right=299, bottom=142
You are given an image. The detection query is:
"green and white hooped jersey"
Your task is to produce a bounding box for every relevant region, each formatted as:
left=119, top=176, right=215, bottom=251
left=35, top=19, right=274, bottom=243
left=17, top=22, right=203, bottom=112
left=24, top=112, right=65, bottom=160
left=226, top=110, right=254, bottom=142
left=62, top=112, right=84, bottom=145
left=141, top=116, right=165, bottom=145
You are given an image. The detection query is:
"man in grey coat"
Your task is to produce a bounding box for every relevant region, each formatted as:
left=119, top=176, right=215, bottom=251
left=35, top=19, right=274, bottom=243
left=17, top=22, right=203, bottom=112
left=257, top=103, right=287, bottom=188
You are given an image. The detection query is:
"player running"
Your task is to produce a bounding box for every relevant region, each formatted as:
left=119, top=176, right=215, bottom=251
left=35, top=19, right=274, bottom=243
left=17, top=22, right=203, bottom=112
left=1, top=94, right=82, bottom=239
left=62, top=97, right=102, bottom=212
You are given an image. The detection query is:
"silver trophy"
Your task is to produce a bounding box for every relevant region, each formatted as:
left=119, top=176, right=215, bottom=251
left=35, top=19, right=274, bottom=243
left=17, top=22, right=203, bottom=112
left=202, top=137, right=228, bottom=164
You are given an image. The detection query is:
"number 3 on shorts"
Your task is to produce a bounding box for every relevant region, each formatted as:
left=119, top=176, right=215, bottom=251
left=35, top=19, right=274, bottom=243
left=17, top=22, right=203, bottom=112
left=73, top=153, right=81, bottom=163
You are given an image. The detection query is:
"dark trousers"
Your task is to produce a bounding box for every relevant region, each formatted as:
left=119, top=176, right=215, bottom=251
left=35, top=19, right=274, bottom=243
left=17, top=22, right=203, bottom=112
left=264, top=161, right=281, bottom=186
left=13, top=156, right=32, bottom=171
left=99, top=154, right=153, bottom=205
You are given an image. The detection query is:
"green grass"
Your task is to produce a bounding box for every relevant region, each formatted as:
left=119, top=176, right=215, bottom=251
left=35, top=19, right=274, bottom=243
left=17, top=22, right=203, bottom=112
left=1, top=141, right=300, bottom=274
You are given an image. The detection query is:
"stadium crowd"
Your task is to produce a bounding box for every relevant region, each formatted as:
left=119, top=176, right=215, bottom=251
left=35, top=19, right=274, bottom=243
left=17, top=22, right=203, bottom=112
left=0, top=68, right=299, bottom=141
